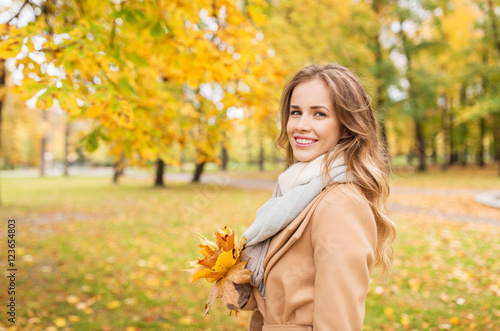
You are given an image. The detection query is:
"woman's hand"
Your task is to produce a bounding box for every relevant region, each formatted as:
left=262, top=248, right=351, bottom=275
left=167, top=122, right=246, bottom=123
left=226, top=283, right=252, bottom=310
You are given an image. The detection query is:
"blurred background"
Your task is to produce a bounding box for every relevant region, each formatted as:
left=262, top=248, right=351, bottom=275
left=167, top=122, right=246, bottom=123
left=0, top=0, right=499, bottom=330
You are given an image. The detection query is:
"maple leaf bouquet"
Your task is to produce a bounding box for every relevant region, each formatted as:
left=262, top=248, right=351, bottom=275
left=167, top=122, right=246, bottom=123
left=187, top=226, right=253, bottom=316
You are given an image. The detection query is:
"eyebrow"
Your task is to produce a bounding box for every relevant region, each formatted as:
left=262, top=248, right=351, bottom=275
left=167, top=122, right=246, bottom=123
left=290, top=105, right=330, bottom=112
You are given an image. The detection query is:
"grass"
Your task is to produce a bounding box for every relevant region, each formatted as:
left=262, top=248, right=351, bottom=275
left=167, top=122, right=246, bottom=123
left=0, top=168, right=499, bottom=330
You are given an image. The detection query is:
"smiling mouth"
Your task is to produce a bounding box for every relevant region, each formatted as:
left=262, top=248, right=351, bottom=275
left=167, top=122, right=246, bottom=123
left=294, top=137, right=318, bottom=146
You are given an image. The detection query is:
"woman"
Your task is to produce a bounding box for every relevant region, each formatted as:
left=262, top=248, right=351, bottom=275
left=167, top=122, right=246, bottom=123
left=236, top=63, right=397, bottom=331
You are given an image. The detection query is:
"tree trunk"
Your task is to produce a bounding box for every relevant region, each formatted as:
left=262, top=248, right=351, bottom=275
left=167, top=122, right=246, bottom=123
left=220, top=142, right=228, bottom=171
left=460, top=124, right=468, bottom=167
left=40, top=110, right=49, bottom=177
left=431, top=137, right=438, bottom=165
left=487, top=0, right=500, bottom=56
left=494, top=114, right=500, bottom=176
left=259, top=144, right=265, bottom=172
left=493, top=113, right=500, bottom=161
left=477, top=117, right=485, bottom=168
left=415, top=119, right=426, bottom=172
left=180, top=150, right=186, bottom=173
left=154, top=158, right=165, bottom=187
left=441, top=94, right=448, bottom=170
left=113, top=151, right=125, bottom=184
left=374, top=61, right=389, bottom=158
left=459, top=85, right=467, bottom=167
left=407, top=151, right=413, bottom=165
left=63, top=120, right=70, bottom=176
left=40, top=135, right=47, bottom=176
left=449, top=111, right=457, bottom=165
left=371, top=0, right=390, bottom=160
left=0, top=60, right=5, bottom=205
left=246, top=129, right=253, bottom=166
left=192, top=161, right=206, bottom=183
left=399, top=26, right=424, bottom=171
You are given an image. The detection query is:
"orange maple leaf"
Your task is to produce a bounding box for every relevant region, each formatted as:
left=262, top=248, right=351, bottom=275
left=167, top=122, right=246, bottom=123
left=186, top=226, right=252, bottom=316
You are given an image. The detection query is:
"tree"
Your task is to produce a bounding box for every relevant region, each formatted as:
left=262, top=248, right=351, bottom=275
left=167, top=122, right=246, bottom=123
left=1, top=0, right=284, bottom=185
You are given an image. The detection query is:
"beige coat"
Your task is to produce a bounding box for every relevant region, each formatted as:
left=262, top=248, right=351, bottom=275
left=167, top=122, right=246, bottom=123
left=242, top=183, right=377, bottom=331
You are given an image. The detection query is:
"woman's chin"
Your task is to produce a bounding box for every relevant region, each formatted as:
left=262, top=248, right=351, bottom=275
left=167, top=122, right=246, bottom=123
left=294, top=153, right=318, bottom=162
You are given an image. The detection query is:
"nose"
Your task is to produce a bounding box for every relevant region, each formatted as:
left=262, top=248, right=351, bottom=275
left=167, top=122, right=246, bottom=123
left=296, top=114, right=312, bottom=132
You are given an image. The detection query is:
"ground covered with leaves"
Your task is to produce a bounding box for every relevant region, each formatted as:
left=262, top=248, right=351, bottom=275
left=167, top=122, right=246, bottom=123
left=0, top=166, right=499, bottom=330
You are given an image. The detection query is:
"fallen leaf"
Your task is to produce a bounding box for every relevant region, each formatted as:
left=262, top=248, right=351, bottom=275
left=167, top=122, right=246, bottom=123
left=106, top=300, right=121, bottom=309
left=54, top=317, right=66, bottom=327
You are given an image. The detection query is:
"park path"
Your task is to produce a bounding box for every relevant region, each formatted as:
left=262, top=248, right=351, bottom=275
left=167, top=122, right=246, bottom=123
left=164, top=172, right=500, bottom=226
left=3, top=167, right=499, bottom=226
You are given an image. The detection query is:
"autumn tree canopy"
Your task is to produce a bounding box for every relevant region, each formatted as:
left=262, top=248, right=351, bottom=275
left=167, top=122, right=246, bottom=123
left=1, top=0, right=284, bottom=182
left=1, top=0, right=499, bottom=176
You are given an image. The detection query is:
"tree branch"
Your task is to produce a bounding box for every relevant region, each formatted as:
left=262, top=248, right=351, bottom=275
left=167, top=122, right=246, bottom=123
left=6, top=0, right=29, bottom=24
left=42, top=3, right=54, bottom=35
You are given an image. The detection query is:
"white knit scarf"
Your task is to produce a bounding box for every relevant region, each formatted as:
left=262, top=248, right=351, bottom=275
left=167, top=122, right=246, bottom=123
left=239, top=151, right=349, bottom=301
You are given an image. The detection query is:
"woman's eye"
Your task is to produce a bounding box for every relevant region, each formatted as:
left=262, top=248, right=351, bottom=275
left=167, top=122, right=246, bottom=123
left=289, top=110, right=325, bottom=117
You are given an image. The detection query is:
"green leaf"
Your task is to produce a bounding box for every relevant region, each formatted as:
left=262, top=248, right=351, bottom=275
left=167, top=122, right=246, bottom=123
left=133, top=9, right=146, bottom=19
left=149, top=21, right=164, bottom=38
left=85, top=132, right=99, bottom=152
left=111, top=99, right=120, bottom=112
left=124, top=10, right=138, bottom=25
left=118, top=79, right=137, bottom=95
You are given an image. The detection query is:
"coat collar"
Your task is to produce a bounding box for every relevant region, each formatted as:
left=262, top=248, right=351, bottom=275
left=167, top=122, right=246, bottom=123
left=263, top=184, right=337, bottom=283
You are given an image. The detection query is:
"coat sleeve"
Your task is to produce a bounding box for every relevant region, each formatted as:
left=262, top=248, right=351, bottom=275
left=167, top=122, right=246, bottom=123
left=310, top=186, right=377, bottom=331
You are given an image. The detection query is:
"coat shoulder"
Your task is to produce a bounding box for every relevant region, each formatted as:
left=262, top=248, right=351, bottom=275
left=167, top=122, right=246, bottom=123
left=311, top=183, right=377, bottom=239
left=317, top=183, right=372, bottom=214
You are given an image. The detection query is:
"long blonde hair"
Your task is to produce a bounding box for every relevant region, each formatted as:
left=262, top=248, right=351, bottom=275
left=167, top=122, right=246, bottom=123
left=276, top=63, right=396, bottom=278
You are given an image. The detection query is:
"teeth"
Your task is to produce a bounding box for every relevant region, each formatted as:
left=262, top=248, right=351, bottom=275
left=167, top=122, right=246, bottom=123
left=296, top=138, right=316, bottom=144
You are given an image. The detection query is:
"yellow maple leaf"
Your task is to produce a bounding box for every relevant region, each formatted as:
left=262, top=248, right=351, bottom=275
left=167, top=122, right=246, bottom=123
left=191, top=250, right=237, bottom=283
left=190, top=227, right=241, bottom=283
left=197, top=233, right=218, bottom=258
left=187, top=226, right=253, bottom=315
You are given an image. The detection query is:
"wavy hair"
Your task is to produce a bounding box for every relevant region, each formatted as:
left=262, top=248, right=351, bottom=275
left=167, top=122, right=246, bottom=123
left=276, top=63, right=397, bottom=278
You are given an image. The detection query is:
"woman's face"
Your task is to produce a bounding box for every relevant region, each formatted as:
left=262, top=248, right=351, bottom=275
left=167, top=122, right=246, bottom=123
left=287, top=78, right=342, bottom=162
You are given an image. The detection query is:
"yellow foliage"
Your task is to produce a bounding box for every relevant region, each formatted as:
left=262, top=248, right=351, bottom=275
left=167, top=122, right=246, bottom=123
left=187, top=226, right=252, bottom=315
left=0, top=24, right=24, bottom=59
left=441, top=0, right=481, bottom=51
left=4, top=0, right=284, bottom=168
